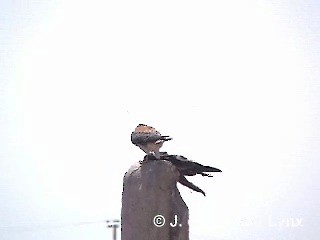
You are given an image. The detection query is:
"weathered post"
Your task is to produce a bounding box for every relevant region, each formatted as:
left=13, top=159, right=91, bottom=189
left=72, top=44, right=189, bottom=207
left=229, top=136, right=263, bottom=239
left=121, top=160, right=189, bottom=240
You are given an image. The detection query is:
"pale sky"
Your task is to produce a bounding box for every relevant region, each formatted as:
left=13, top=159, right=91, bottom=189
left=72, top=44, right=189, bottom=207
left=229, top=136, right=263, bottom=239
left=1, top=0, right=320, bottom=239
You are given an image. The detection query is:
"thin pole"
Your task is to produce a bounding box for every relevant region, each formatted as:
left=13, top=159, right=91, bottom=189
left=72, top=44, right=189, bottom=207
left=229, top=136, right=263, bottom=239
left=106, top=220, right=120, bottom=240
left=112, top=224, right=119, bottom=240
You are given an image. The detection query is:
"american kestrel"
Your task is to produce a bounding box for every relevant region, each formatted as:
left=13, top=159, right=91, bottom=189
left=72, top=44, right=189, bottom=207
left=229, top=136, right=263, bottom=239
left=144, top=152, right=222, bottom=196
left=131, top=124, right=172, bottom=159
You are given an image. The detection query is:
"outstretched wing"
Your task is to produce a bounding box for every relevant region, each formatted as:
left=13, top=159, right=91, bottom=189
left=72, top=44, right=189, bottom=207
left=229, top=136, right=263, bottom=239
left=142, top=152, right=221, bottom=196
left=159, top=153, right=222, bottom=176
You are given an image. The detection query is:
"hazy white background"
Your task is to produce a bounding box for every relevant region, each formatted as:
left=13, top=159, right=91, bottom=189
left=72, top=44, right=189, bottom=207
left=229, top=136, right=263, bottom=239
left=1, top=0, right=319, bottom=239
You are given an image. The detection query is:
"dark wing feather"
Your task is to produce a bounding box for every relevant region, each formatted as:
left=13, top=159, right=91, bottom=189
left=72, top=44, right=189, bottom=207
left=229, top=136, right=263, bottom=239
left=159, top=153, right=222, bottom=176
left=178, top=175, right=206, bottom=196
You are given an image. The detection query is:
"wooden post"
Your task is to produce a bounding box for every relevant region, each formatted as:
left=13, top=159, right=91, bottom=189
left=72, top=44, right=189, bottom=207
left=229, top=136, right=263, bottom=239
left=121, top=160, right=189, bottom=240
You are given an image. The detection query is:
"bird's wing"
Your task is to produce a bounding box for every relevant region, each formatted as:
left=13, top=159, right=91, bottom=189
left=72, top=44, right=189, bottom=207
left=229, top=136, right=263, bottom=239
left=178, top=175, right=206, bottom=196
left=160, top=154, right=222, bottom=175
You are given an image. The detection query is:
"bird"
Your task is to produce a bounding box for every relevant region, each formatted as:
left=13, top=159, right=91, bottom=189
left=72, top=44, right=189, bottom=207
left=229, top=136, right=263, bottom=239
left=131, top=124, right=222, bottom=196
left=144, top=152, right=222, bottom=196
left=131, top=124, right=172, bottom=159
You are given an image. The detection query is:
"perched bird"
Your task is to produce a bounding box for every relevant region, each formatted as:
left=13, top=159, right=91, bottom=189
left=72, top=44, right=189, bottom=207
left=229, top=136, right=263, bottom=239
left=131, top=124, right=221, bottom=196
left=131, top=124, right=172, bottom=159
left=144, top=152, right=222, bottom=196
